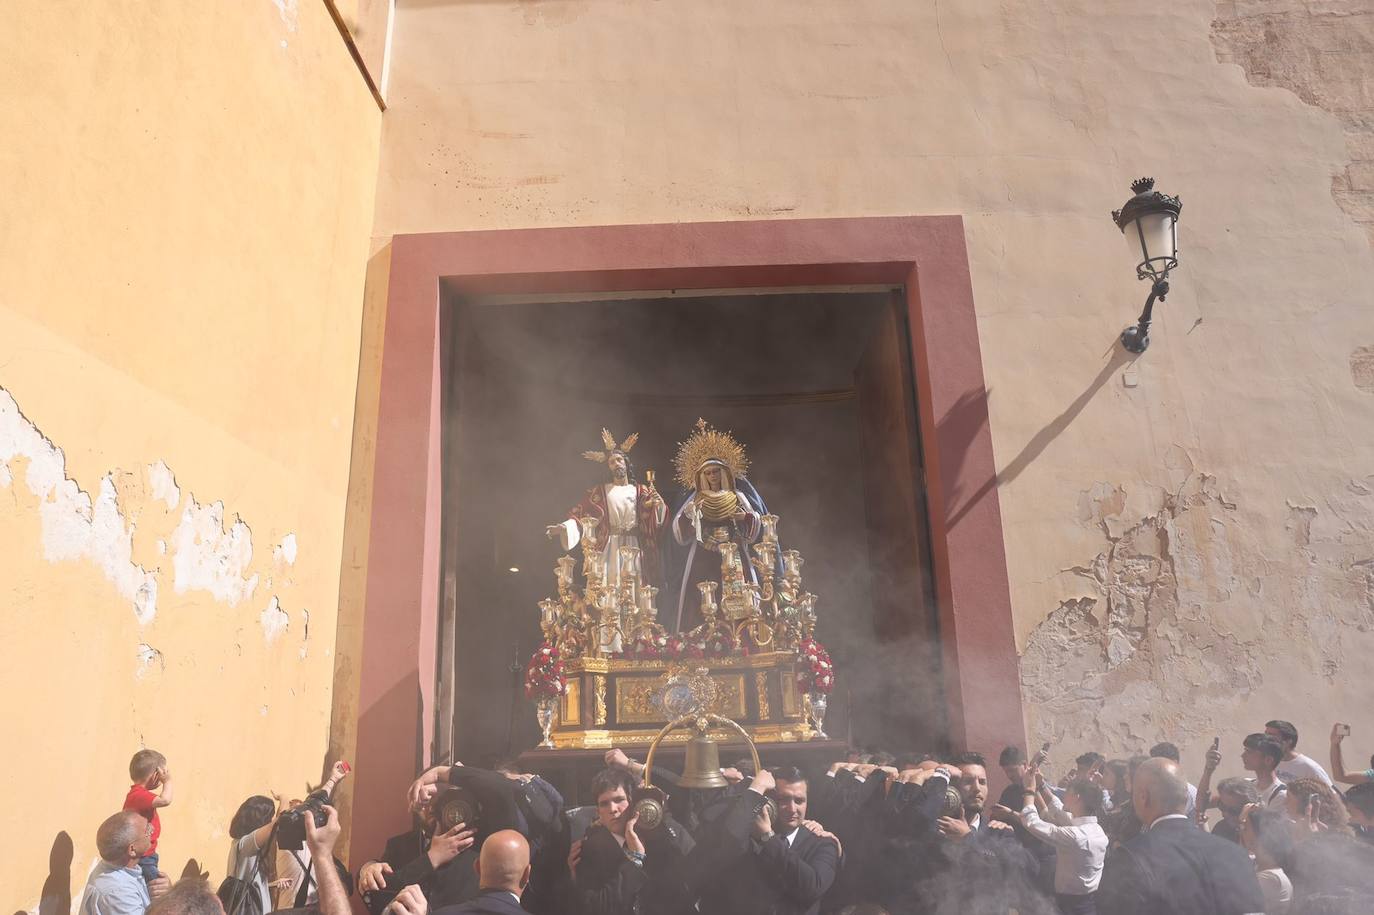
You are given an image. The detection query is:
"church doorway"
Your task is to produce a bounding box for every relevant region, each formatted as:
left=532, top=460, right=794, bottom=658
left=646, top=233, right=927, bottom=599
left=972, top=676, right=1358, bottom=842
left=439, top=287, right=943, bottom=765
left=347, top=217, right=1022, bottom=859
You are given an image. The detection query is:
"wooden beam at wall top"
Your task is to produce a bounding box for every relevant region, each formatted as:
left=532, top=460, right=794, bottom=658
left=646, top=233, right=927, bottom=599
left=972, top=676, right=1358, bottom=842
left=323, top=0, right=387, bottom=111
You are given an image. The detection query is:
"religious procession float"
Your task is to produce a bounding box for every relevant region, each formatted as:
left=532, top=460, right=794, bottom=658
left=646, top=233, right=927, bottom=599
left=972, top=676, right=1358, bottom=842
left=523, top=419, right=835, bottom=749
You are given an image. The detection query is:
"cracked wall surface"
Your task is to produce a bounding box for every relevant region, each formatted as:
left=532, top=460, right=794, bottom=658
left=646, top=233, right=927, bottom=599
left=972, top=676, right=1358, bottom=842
left=1212, top=1, right=1374, bottom=250
left=0, top=3, right=380, bottom=911
left=372, top=0, right=1374, bottom=782
left=1022, top=466, right=1374, bottom=760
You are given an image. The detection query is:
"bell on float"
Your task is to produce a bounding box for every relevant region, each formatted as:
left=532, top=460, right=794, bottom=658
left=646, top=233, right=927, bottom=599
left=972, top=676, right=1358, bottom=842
left=676, top=733, right=729, bottom=789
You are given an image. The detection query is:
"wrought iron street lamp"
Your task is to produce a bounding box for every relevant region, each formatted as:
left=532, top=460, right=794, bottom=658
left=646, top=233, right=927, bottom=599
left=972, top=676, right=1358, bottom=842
left=1112, top=177, right=1182, bottom=353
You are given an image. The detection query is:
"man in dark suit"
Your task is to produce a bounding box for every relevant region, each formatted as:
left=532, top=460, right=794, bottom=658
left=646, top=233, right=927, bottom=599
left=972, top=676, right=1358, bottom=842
left=359, top=803, right=478, bottom=915
left=364, top=764, right=545, bottom=914
left=434, top=830, right=531, bottom=915
left=377, top=833, right=531, bottom=915
left=697, top=766, right=840, bottom=915
left=1097, top=757, right=1264, bottom=915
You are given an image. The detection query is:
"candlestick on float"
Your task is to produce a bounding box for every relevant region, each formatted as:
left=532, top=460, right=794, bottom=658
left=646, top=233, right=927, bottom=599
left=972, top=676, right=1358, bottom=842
left=555, top=556, right=576, bottom=593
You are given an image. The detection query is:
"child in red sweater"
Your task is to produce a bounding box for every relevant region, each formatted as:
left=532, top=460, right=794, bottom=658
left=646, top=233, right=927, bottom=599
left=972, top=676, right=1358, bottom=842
left=123, top=749, right=173, bottom=884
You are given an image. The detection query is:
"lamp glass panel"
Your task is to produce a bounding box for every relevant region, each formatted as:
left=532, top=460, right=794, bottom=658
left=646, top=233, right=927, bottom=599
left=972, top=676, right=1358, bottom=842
left=1132, top=211, right=1177, bottom=264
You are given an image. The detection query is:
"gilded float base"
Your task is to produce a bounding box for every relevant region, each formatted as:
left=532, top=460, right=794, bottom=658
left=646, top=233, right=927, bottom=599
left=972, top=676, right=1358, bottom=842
left=550, top=651, right=815, bottom=748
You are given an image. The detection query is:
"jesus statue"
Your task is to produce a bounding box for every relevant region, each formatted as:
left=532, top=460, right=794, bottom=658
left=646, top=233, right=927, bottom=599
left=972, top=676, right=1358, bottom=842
left=546, top=427, right=666, bottom=597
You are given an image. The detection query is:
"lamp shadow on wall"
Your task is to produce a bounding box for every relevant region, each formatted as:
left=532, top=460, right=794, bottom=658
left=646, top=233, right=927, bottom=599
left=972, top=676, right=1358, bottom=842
left=26, top=830, right=72, bottom=915
left=943, top=342, right=1134, bottom=529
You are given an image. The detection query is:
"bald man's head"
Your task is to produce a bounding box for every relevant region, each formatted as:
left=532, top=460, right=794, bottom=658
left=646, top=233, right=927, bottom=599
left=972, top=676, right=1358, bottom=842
left=1133, top=757, right=1190, bottom=826
left=474, top=830, right=531, bottom=896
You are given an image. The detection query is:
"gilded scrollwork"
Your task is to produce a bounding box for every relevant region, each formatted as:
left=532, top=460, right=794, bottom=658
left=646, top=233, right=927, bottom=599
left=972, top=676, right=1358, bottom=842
left=594, top=674, right=608, bottom=725
left=615, top=673, right=747, bottom=724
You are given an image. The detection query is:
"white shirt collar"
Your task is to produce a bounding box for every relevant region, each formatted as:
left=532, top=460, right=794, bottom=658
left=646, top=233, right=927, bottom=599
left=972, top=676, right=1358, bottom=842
left=784, top=826, right=801, bottom=846
left=1148, top=813, right=1191, bottom=830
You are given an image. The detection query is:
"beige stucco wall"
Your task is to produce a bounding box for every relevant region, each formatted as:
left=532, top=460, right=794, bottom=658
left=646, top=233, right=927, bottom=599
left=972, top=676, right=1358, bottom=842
left=0, top=3, right=380, bottom=910
left=370, top=1, right=1374, bottom=774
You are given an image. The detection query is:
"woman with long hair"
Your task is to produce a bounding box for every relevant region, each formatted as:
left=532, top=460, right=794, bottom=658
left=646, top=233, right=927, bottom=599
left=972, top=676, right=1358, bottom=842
left=223, top=795, right=281, bottom=915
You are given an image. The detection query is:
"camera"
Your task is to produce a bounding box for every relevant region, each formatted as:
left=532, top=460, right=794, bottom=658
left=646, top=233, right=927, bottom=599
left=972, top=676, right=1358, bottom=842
left=278, top=790, right=330, bottom=851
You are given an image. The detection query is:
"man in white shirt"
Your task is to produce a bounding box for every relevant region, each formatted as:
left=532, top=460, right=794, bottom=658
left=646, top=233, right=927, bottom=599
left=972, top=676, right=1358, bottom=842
left=1242, top=734, right=1288, bottom=810
left=1265, top=720, right=1334, bottom=787
left=1018, top=771, right=1108, bottom=915
left=80, top=812, right=169, bottom=915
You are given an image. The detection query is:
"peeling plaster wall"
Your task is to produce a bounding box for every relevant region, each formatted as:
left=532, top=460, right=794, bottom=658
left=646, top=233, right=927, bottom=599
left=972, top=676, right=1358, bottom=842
left=370, top=0, right=1374, bottom=778
left=0, top=3, right=379, bottom=911
left=1212, top=1, right=1374, bottom=250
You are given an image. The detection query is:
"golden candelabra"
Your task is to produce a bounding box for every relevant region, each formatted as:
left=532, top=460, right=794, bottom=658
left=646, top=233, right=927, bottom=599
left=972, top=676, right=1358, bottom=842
left=540, top=514, right=668, bottom=659
left=539, top=512, right=818, bottom=662
left=688, top=514, right=819, bottom=653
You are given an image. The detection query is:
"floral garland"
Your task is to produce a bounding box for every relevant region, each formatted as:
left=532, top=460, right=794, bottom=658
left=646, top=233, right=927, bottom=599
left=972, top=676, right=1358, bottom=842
left=662, top=627, right=739, bottom=659
left=619, top=632, right=669, bottom=660
left=795, top=637, right=834, bottom=695
left=524, top=641, right=566, bottom=700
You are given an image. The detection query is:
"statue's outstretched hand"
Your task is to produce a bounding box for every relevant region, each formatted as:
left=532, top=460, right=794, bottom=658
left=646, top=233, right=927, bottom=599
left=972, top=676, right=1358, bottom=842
left=545, top=524, right=562, bottom=540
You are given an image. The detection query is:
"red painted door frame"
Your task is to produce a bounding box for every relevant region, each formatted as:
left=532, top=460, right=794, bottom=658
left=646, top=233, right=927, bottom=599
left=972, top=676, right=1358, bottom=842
left=347, top=216, right=1024, bottom=865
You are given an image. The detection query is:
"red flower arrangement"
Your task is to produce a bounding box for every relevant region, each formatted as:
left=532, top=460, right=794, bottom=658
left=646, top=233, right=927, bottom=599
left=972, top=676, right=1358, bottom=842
left=664, top=628, right=739, bottom=659
left=524, top=641, right=566, bottom=700
left=665, top=635, right=705, bottom=660
left=619, top=633, right=669, bottom=660
left=795, top=637, right=835, bottom=695
left=703, top=628, right=738, bottom=657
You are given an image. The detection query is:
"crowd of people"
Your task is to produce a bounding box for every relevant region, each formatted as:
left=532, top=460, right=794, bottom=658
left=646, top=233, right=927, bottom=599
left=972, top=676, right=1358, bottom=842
left=80, top=720, right=1374, bottom=915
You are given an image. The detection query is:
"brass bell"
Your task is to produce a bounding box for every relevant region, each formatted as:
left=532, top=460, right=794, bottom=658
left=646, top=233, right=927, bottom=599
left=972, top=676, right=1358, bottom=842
left=940, top=784, right=964, bottom=819
left=632, top=785, right=667, bottom=831
left=676, top=733, right=729, bottom=789
left=636, top=695, right=761, bottom=829
left=433, top=786, right=480, bottom=830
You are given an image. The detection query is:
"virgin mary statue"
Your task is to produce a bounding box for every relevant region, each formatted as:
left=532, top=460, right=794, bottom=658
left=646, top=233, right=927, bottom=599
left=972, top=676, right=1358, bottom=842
left=669, top=419, right=770, bottom=632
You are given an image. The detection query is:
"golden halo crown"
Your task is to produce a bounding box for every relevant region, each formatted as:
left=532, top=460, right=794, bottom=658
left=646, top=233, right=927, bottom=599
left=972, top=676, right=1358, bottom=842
left=674, top=418, right=749, bottom=490
left=582, top=427, right=639, bottom=463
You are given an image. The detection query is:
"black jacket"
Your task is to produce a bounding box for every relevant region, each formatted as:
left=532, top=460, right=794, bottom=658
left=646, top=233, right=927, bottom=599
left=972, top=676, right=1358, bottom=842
left=1097, top=816, right=1264, bottom=915
left=570, top=818, right=695, bottom=915
left=819, top=770, right=894, bottom=911
left=699, top=824, right=840, bottom=915
left=361, top=829, right=479, bottom=915
left=435, top=889, right=527, bottom=915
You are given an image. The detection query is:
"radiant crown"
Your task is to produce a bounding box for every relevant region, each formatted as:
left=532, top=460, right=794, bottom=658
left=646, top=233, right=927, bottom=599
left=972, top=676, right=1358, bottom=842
left=582, top=427, right=639, bottom=463
left=673, top=418, right=749, bottom=490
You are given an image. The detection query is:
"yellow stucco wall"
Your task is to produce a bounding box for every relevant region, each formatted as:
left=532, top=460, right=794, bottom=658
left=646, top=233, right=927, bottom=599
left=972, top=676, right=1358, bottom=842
left=0, top=3, right=380, bottom=909
left=369, top=1, right=1374, bottom=773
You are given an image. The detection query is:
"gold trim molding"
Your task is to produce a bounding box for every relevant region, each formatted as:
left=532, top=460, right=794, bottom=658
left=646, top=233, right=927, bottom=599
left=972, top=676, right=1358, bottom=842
left=550, top=722, right=816, bottom=750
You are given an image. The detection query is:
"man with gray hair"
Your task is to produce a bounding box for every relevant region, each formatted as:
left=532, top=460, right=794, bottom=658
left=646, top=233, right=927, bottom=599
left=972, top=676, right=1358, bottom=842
left=81, top=811, right=170, bottom=915
left=1097, top=758, right=1263, bottom=915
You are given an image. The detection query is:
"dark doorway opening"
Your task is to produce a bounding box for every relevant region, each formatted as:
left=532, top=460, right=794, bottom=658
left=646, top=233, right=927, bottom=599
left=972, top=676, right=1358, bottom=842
left=439, top=287, right=944, bottom=765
